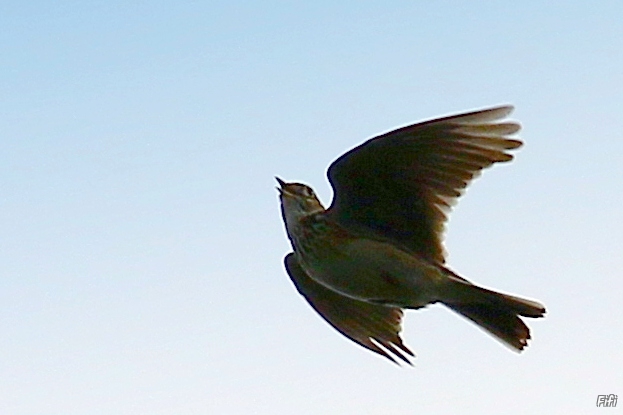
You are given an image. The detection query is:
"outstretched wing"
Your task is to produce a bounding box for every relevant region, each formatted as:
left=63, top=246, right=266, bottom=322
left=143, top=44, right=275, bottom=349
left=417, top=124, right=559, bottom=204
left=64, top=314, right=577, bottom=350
left=284, top=253, right=414, bottom=364
left=327, top=105, right=521, bottom=264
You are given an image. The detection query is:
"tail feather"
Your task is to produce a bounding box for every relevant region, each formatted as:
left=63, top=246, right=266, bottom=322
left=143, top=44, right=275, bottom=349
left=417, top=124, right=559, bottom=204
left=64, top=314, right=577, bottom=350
left=441, top=278, right=546, bottom=351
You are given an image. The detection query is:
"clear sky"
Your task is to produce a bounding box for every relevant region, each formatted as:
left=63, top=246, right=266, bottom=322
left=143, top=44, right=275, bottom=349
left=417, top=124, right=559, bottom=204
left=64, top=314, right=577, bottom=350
left=1, top=1, right=622, bottom=414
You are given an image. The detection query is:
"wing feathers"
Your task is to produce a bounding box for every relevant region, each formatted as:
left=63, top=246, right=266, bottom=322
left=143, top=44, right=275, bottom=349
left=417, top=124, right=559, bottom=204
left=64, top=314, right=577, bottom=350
left=328, top=105, right=521, bottom=263
left=452, top=122, right=521, bottom=137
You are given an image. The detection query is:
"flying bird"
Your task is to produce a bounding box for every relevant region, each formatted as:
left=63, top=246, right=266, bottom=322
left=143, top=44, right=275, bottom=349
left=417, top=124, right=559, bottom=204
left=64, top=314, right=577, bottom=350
left=277, top=105, right=546, bottom=364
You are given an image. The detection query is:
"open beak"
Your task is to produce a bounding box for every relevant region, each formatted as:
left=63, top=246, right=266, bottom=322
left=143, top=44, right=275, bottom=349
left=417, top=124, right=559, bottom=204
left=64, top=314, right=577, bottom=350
left=275, top=176, right=286, bottom=195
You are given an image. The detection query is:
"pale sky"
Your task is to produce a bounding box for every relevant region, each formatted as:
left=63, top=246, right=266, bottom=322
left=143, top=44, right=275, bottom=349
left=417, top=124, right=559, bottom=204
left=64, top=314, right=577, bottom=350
left=1, top=2, right=622, bottom=414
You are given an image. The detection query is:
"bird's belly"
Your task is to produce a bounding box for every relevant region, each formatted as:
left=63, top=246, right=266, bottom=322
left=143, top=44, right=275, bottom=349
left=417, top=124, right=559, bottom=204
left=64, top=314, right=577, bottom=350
left=299, top=239, right=443, bottom=308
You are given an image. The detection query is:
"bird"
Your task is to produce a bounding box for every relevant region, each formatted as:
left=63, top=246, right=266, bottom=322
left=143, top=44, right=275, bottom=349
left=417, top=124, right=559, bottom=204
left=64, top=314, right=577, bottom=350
left=277, top=105, right=546, bottom=364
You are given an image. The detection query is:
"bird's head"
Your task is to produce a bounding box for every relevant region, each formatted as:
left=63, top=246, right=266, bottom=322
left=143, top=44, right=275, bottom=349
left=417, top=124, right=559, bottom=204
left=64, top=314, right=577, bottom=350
left=276, top=177, right=325, bottom=229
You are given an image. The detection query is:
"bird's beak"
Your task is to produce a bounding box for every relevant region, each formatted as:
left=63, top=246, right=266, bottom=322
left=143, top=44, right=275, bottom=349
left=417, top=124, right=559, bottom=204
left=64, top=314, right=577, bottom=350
left=275, top=176, right=286, bottom=195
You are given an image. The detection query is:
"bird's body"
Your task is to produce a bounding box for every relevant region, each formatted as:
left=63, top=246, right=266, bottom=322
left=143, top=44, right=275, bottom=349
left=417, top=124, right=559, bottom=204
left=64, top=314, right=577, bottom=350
left=277, top=105, right=546, bottom=364
left=290, top=211, right=443, bottom=308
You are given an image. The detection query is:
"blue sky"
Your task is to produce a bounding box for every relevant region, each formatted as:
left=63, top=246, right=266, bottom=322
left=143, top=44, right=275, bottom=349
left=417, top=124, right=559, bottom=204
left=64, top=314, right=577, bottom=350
left=1, top=1, right=622, bottom=414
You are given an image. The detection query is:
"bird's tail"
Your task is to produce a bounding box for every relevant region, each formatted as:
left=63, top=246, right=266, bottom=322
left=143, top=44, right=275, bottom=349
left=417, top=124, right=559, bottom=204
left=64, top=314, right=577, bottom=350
left=439, top=271, right=546, bottom=351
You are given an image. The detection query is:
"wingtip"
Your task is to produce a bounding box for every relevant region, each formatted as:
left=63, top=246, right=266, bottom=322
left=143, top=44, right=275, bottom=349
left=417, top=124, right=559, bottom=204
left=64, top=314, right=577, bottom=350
left=369, top=338, right=416, bottom=366
left=453, top=105, right=515, bottom=124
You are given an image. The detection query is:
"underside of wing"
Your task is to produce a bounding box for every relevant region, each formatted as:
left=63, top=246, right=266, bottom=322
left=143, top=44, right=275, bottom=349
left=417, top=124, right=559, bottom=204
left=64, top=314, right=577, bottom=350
left=284, top=253, right=414, bottom=364
left=327, top=105, right=521, bottom=263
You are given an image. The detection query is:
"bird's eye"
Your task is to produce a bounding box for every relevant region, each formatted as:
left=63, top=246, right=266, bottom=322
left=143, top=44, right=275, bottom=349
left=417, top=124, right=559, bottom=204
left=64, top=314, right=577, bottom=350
left=304, top=187, right=314, bottom=198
